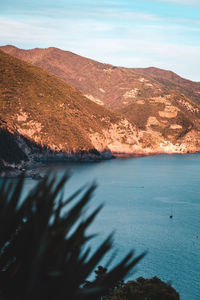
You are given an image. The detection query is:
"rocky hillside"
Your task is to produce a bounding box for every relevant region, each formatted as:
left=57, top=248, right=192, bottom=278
left=1, top=45, right=200, bottom=156
left=1, top=50, right=162, bottom=169
left=0, top=46, right=200, bottom=171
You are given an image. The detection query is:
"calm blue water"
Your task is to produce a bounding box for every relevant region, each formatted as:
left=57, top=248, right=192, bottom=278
left=22, top=154, right=200, bottom=299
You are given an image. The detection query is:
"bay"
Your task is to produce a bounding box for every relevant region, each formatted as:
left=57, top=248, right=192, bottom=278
left=15, top=154, right=200, bottom=299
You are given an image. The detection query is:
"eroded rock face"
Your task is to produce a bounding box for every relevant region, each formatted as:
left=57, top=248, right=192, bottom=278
left=84, top=94, right=104, bottom=106
left=89, top=119, right=139, bottom=153
left=89, top=116, right=200, bottom=155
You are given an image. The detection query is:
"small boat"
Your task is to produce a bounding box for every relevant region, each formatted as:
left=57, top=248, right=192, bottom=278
left=169, top=206, right=173, bottom=219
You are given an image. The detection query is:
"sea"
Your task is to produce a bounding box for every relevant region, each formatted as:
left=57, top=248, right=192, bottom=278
left=9, top=154, right=200, bottom=299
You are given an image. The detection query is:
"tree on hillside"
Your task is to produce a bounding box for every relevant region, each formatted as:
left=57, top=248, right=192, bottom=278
left=105, top=276, right=180, bottom=300
left=84, top=266, right=180, bottom=300
left=0, top=174, right=145, bottom=300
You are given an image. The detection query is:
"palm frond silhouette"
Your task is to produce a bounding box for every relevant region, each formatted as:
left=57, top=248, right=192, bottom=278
left=0, top=174, right=145, bottom=300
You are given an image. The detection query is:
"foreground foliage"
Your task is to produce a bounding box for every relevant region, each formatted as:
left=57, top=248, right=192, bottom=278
left=0, top=174, right=145, bottom=300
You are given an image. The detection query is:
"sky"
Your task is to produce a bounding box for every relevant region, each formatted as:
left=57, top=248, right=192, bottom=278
left=0, top=0, right=200, bottom=81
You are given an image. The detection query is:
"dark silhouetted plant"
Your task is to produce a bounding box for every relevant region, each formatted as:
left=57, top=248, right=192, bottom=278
left=0, top=174, right=145, bottom=300
left=106, top=276, right=180, bottom=300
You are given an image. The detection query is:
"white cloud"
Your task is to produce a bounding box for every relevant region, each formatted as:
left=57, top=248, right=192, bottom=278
left=3, top=7, right=161, bottom=23
left=98, top=11, right=161, bottom=21
left=155, top=0, right=200, bottom=7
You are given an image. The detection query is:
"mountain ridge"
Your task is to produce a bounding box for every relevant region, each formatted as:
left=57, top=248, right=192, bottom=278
left=1, top=46, right=200, bottom=171
left=2, top=45, right=199, bottom=109
left=2, top=45, right=199, bottom=83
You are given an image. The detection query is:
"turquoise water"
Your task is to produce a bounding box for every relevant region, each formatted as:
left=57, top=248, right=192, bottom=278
left=20, top=154, right=200, bottom=299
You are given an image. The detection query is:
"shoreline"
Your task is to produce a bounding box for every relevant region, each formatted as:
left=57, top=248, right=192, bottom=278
left=113, top=150, right=200, bottom=159
left=1, top=150, right=200, bottom=179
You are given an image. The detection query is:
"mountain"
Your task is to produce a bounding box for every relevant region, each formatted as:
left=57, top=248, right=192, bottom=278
left=1, top=45, right=200, bottom=156
left=1, top=49, right=162, bottom=170
left=2, top=45, right=200, bottom=107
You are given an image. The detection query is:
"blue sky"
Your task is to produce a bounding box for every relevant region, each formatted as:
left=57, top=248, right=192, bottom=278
left=0, top=0, right=200, bottom=81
